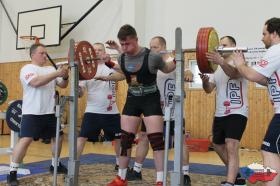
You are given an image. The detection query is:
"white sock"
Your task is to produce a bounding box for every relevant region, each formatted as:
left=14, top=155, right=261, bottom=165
left=52, top=157, right=60, bottom=167
left=133, top=162, right=143, bottom=173
left=10, top=162, right=19, bottom=172
left=116, top=157, right=119, bottom=166
left=118, top=168, right=127, bottom=180
left=182, top=165, right=189, bottom=175
left=156, top=171, right=164, bottom=182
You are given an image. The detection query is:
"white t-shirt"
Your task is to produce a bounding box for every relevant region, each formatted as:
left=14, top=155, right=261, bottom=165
left=20, top=64, right=60, bottom=115
left=254, top=43, right=280, bottom=113
left=79, top=63, right=119, bottom=114
left=209, top=61, right=248, bottom=117
left=157, top=57, right=176, bottom=120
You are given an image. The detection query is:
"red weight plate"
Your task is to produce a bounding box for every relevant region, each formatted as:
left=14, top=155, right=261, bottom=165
left=196, top=27, right=217, bottom=73
left=197, top=28, right=209, bottom=73
left=196, top=28, right=211, bottom=73
left=200, top=28, right=212, bottom=73
left=68, top=41, right=98, bottom=80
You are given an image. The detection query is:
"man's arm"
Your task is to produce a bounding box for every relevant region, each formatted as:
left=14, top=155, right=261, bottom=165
left=206, top=52, right=241, bottom=79
left=55, top=65, right=69, bottom=88
left=56, top=77, right=69, bottom=88
left=235, top=64, right=268, bottom=86
left=104, top=40, right=123, bottom=73
left=199, top=73, right=216, bottom=93
left=107, top=62, right=123, bottom=73
left=184, top=69, right=194, bottom=82
left=233, top=51, right=268, bottom=86
left=106, top=40, right=123, bottom=53
left=95, top=72, right=126, bottom=81
left=219, top=62, right=241, bottom=79
left=29, top=66, right=68, bottom=88
left=160, top=60, right=176, bottom=73
left=78, top=85, right=86, bottom=97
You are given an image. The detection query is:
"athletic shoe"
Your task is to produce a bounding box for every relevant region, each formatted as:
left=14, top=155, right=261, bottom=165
left=41, top=138, right=51, bottom=144
left=156, top=181, right=163, bottom=186
left=107, top=176, right=128, bottom=186
left=221, top=181, right=234, bottom=186
left=183, top=174, right=191, bottom=186
left=234, top=177, right=246, bottom=186
left=126, top=168, right=142, bottom=181
left=49, top=162, right=68, bottom=174
left=7, top=171, right=19, bottom=186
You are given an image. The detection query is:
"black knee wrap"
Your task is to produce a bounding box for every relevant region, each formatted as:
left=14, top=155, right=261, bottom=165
left=120, top=130, right=135, bottom=156
left=147, top=132, right=164, bottom=151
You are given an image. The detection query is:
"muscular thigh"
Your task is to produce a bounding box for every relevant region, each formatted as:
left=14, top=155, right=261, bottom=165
left=121, top=115, right=141, bottom=134
left=143, top=115, right=164, bottom=134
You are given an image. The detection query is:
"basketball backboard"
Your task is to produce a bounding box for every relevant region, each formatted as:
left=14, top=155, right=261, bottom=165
left=16, top=5, right=62, bottom=50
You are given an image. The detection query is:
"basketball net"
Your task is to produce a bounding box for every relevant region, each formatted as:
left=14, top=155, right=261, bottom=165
left=19, top=36, right=40, bottom=52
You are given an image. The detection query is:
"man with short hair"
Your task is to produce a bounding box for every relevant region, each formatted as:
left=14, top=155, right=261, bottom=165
left=7, top=43, right=69, bottom=185
left=200, top=36, right=248, bottom=186
left=233, top=17, right=280, bottom=186
left=77, top=42, right=121, bottom=170
left=126, top=36, right=192, bottom=186
left=99, top=24, right=176, bottom=186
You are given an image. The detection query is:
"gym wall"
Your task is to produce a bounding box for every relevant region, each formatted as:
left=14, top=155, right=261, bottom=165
left=1, top=0, right=280, bottom=63
left=0, top=0, right=278, bottom=149
left=0, top=52, right=273, bottom=150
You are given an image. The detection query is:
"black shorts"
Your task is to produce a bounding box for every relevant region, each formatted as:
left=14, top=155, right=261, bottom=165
left=141, top=119, right=185, bottom=136
left=79, top=113, right=121, bottom=142
left=122, top=91, right=163, bottom=117
left=261, top=114, right=280, bottom=154
left=20, top=114, right=56, bottom=139
left=212, top=114, right=247, bottom=144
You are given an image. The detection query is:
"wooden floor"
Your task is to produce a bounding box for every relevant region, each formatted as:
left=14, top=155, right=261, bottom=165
left=0, top=132, right=263, bottom=167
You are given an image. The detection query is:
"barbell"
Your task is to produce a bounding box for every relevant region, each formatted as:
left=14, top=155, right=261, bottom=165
left=71, top=41, right=98, bottom=80
left=65, top=40, right=116, bottom=80
left=0, top=81, right=8, bottom=105
left=161, top=27, right=248, bottom=74
left=196, top=27, right=248, bottom=73
left=62, top=27, right=248, bottom=79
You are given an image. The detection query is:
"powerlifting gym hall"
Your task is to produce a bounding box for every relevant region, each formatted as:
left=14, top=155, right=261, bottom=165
left=0, top=0, right=280, bottom=186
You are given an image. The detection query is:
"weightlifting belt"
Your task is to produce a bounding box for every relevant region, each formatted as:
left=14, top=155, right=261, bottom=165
left=128, top=84, right=157, bottom=96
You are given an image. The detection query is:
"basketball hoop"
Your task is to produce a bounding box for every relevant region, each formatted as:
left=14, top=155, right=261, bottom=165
left=19, top=36, right=40, bottom=51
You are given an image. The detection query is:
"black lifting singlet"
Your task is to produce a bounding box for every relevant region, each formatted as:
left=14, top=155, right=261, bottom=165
left=120, top=48, right=156, bottom=86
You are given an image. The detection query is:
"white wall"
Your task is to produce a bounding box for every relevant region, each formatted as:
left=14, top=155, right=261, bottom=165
left=0, top=0, right=279, bottom=63
left=0, top=0, right=125, bottom=63
left=143, top=0, right=279, bottom=50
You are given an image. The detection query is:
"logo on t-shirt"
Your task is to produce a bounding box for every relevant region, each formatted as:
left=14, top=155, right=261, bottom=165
left=258, top=60, right=268, bottom=68
left=268, top=76, right=280, bottom=103
left=224, top=80, right=243, bottom=114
